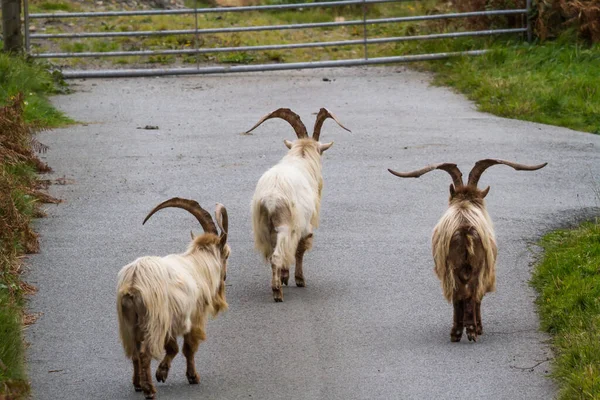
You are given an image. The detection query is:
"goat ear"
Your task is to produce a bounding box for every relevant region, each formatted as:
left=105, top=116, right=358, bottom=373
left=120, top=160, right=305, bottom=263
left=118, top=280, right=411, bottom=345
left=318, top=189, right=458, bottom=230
left=449, top=184, right=456, bottom=196
left=319, top=141, right=334, bottom=153
left=284, top=139, right=293, bottom=149
left=480, top=186, right=490, bottom=198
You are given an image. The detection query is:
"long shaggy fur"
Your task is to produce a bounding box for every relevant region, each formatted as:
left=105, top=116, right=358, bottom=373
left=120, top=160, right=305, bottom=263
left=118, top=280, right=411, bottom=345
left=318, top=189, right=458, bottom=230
left=116, top=234, right=227, bottom=360
left=251, top=139, right=323, bottom=267
left=432, top=200, right=497, bottom=302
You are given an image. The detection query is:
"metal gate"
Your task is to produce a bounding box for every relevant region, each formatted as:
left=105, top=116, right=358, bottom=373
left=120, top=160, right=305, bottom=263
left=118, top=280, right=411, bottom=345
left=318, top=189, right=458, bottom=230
left=23, top=0, right=530, bottom=79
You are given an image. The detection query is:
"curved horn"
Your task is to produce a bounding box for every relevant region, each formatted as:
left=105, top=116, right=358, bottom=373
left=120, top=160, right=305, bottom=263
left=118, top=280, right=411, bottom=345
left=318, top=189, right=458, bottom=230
left=215, top=203, right=228, bottom=238
left=245, top=108, right=308, bottom=139
left=143, top=197, right=218, bottom=235
left=312, top=108, right=351, bottom=141
left=388, top=163, right=464, bottom=188
left=468, top=159, right=548, bottom=187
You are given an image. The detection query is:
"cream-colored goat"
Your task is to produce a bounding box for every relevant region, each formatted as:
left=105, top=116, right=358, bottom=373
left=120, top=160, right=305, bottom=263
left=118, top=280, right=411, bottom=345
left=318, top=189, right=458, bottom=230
left=247, top=108, right=349, bottom=302
left=389, top=159, right=546, bottom=342
left=116, top=198, right=229, bottom=399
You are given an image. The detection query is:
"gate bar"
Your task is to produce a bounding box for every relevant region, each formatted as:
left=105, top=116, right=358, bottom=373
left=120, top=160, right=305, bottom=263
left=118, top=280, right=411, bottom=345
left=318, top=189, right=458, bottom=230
left=32, top=28, right=525, bottom=59
left=30, top=9, right=527, bottom=39
left=61, top=50, right=487, bottom=79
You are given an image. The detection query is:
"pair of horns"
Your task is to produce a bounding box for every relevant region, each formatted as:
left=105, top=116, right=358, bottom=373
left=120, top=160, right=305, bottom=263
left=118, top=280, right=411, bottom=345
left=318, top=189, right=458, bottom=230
left=388, top=159, right=548, bottom=187
left=245, top=108, right=351, bottom=140
left=143, top=197, right=228, bottom=242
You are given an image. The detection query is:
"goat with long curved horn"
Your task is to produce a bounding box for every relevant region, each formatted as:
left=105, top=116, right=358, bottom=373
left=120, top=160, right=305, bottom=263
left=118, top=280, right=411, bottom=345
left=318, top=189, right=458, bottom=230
left=387, top=158, right=546, bottom=343
left=388, top=163, right=464, bottom=188
left=143, top=197, right=218, bottom=236
left=312, top=108, right=352, bottom=141
left=249, top=107, right=350, bottom=301
left=467, top=159, right=548, bottom=187
left=245, top=108, right=308, bottom=139
left=118, top=197, right=231, bottom=398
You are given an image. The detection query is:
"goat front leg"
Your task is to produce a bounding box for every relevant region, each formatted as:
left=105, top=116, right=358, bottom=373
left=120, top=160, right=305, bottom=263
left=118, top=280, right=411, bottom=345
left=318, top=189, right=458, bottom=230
left=183, top=326, right=205, bottom=384
left=450, top=299, right=464, bottom=342
left=464, top=298, right=478, bottom=342
left=295, top=234, right=313, bottom=287
left=155, top=337, right=179, bottom=383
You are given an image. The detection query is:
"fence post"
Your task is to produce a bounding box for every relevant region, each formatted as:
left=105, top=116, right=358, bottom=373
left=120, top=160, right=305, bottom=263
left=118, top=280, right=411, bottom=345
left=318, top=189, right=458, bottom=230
left=362, top=0, right=367, bottom=60
left=2, top=0, right=23, bottom=52
left=526, top=0, right=532, bottom=42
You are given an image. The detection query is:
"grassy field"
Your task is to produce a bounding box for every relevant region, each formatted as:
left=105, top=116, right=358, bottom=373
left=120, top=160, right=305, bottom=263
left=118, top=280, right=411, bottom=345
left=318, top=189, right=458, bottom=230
left=0, top=53, right=70, bottom=398
left=531, top=220, right=600, bottom=399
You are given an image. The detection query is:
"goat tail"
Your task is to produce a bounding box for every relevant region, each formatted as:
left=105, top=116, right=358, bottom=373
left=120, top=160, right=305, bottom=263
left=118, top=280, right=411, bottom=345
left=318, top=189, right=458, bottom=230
left=116, top=259, right=171, bottom=360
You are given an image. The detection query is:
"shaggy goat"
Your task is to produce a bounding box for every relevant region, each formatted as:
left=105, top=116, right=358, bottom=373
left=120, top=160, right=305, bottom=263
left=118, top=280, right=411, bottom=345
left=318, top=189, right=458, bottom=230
left=116, top=198, right=229, bottom=399
left=247, top=108, right=350, bottom=302
left=388, top=159, right=547, bottom=342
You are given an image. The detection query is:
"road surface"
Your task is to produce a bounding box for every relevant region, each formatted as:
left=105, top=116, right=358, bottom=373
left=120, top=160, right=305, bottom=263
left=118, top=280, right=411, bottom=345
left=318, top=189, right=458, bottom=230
left=26, top=67, right=600, bottom=399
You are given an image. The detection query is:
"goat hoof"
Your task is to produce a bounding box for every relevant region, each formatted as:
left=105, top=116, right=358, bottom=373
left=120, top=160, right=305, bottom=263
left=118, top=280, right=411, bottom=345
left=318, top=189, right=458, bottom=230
left=281, top=277, right=289, bottom=286
left=142, top=385, right=156, bottom=399
left=466, top=325, right=478, bottom=342
left=134, top=385, right=143, bottom=392
left=476, top=325, right=483, bottom=335
left=187, top=372, right=200, bottom=384
left=295, top=277, right=305, bottom=287
left=155, top=365, right=169, bottom=383
left=450, top=327, right=462, bottom=342
left=272, top=288, right=283, bottom=302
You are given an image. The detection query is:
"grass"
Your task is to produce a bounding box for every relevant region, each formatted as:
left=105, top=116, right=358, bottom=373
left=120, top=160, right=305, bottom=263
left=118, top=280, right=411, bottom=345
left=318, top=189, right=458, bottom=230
left=0, top=54, right=69, bottom=398
left=425, top=37, right=600, bottom=134
left=531, top=220, right=600, bottom=399
left=0, top=54, right=72, bottom=127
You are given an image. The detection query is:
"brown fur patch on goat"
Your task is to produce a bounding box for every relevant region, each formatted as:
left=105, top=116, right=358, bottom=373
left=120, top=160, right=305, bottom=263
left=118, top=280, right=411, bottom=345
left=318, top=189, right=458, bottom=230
left=432, top=199, right=497, bottom=302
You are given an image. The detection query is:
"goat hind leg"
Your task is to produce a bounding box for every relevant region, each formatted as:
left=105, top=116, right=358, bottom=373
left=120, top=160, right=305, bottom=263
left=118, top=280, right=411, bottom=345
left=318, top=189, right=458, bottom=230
left=155, top=337, right=179, bottom=383
left=183, top=326, right=205, bottom=384
left=139, top=347, right=156, bottom=399
left=450, top=299, right=464, bottom=342
left=271, top=262, right=283, bottom=302
left=295, top=234, right=312, bottom=287
left=464, top=298, right=478, bottom=342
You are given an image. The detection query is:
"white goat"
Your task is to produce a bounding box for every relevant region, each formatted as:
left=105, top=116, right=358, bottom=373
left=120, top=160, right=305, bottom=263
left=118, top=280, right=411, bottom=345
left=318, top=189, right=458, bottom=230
left=247, top=108, right=350, bottom=302
left=388, top=159, right=546, bottom=342
left=116, top=198, right=229, bottom=399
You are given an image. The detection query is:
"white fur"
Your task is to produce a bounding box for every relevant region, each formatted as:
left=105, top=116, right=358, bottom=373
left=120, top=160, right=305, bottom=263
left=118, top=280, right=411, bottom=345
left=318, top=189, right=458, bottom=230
left=116, top=236, right=227, bottom=360
left=251, top=139, right=323, bottom=268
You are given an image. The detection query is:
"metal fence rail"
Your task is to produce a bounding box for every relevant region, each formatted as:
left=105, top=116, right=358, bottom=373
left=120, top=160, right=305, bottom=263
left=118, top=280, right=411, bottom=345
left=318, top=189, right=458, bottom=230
left=23, top=0, right=530, bottom=78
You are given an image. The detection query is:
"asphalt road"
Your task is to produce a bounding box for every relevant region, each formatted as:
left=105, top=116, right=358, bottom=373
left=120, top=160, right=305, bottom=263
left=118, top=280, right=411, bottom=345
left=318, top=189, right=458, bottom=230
left=26, top=67, right=600, bottom=400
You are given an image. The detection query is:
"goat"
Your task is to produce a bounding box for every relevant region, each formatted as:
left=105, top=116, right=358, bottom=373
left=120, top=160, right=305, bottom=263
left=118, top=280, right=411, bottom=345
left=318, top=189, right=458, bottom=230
left=116, top=198, right=229, bottom=399
left=388, top=159, right=547, bottom=342
left=247, top=108, right=350, bottom=302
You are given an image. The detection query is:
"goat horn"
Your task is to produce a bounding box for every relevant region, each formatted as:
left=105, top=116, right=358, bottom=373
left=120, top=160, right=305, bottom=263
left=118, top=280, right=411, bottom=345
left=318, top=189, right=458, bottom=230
left=388, top=163, right=464, bottom=188
left=312, top=108, right=351, bottom=141
left=468, top=159, right=548, bottom=187
left=215, top=203, right=228, bottom=236
left=245, top=108, right=308, bottom=139
left=143, top=197, right=218, bottom=235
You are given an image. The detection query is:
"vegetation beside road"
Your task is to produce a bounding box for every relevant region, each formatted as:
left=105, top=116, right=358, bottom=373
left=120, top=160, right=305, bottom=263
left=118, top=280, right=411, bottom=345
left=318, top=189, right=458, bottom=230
left=0, top=54, right=69, bottom=399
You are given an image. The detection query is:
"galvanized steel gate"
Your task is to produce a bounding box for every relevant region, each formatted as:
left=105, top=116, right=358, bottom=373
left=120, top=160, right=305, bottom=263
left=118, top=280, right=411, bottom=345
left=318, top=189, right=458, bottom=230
left=23, top=0, right=531, bottom=79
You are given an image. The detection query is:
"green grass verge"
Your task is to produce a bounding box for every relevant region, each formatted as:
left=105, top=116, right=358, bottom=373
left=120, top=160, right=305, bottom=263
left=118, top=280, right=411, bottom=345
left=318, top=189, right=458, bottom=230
left=0, top=53, right=72, bottom=127
left=421, top=37, right=600, bottom=134
left=531, top=220, right=600, bottom=399
left=0, top=53, right=70, bottom=398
